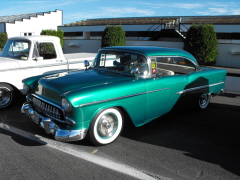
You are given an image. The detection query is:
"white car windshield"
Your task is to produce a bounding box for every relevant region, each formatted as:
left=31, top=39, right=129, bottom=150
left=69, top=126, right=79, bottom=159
left=0, top=40, right=30, bottom=60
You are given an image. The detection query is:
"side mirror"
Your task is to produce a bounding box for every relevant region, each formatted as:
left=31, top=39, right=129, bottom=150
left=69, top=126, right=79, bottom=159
left=34, top=57, right=43, bottom=61
left=131, top=67, right=139, bottom=76
left=84, top=60, right=90, bottom=69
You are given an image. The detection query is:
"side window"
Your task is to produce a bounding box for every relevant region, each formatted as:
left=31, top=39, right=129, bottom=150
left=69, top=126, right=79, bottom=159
left=38, top=43, right=57, bottom=60
left=99, top=53, right=120, bottom=67
left=156, top=56, right=196, bottom=76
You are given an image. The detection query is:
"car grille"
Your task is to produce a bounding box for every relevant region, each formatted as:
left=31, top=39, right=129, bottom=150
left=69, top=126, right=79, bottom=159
left=32, top=96, right=65, bottom=122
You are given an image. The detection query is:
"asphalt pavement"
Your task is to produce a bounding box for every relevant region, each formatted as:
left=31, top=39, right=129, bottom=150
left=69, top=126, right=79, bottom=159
left=0, top=92, right=240, bottom=180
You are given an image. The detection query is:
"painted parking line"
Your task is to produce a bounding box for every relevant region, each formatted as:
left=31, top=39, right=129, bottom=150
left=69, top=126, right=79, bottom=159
left=0, top=123, right=171, bottom=180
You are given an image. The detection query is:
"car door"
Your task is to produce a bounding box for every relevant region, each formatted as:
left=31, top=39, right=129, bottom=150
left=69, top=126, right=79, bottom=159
left=144, top=75, right=186, bottom=122
left=144, top=56, right=198, bottom=122
left=32, top=42, right=67, bottom=75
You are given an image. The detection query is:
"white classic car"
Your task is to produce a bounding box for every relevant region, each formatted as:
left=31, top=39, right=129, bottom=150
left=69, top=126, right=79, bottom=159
left=0, top=35, right=95, bottom=108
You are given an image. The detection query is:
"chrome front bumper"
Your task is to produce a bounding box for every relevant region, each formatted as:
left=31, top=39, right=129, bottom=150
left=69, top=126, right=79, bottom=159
left=21, top=103, right=87, bottom=142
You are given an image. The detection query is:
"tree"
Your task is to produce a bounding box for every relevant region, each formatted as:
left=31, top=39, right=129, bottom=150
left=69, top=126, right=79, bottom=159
left=101, top=25, right=125, bottom=47
left=0, top=33, right=8, bottom=51
left=184, top=24, right=218, bottom=65
left=41, top=29, right=64, bottom=48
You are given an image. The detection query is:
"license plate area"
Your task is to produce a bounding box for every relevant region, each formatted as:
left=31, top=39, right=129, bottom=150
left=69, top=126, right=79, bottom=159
left=32, top=112, right=40, bottom=124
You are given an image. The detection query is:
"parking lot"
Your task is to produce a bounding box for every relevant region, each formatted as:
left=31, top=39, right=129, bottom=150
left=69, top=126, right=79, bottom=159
left=0, top=92, right=239, bottom=180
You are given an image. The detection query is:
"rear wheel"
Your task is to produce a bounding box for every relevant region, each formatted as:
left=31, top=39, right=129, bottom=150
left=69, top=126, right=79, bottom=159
left=88, top=107, right=123, bottom=146
left=198, top=93, right=211, bottom=110
left=0, top=83, right=15, bottom=109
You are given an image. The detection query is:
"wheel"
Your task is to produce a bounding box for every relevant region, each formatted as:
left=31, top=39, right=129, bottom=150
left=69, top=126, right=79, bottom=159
left=198, top=93, right=211, bottom=110
left=88, top=107, right=123, bottom=146
left=0, top=83, right=15, bottom=109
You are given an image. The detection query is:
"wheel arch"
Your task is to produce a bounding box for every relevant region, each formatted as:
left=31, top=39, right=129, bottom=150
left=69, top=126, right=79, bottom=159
left=86, top=104, right=135, bottom=130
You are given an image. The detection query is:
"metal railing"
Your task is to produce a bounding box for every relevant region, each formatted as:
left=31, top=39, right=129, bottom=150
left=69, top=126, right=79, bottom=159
left=0, top=12, right=47, bottom=23
left=138, top=19, right=189, bottom=40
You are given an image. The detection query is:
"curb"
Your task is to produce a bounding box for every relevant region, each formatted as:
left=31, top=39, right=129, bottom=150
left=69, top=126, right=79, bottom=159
left=226, top=76, right=240, bottom=93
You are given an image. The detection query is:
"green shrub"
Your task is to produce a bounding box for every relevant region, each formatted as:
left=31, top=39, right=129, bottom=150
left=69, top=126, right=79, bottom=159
left=184, top=24, right=218, bottom=65
left=41, top=29, right=64, bottom=48
left=0, top=33, right=8, bottom=51
left=101, top=25, right=125, bottom=47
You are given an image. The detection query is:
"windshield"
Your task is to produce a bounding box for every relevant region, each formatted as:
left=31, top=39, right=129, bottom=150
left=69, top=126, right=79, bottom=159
left=0, top=40, right=30, bottom=60
left=92, top=50, right=149, bottom=76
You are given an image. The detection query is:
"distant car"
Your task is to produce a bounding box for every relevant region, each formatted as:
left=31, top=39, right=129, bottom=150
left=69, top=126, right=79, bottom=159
left=21, top=46, right=226, bottom=145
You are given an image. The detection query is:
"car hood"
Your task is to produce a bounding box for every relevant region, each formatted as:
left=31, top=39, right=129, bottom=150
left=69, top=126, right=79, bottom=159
left=35, top=69, right=134, bottom=102
left=0, top=57, right=21, bottom=70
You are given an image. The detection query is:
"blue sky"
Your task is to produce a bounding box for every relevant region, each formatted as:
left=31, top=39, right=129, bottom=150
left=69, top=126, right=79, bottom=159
left=1, top=0, right=240, bottom=24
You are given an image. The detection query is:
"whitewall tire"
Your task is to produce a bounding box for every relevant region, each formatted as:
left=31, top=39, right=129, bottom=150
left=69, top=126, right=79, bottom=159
left=88, top=107, right=123, bottom=146
left=198, top=93, right=211, bottom=110
left=0, top=83, right=15, bottom=109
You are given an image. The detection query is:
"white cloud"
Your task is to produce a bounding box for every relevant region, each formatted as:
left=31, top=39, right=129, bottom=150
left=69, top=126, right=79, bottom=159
left=138, top=2, right=204, bottom=9
left=17, top=1, right=50, bottom=3
left=208, top=8, right=228, bottom=14
left=231, top=8, right=240, bottom=14
left=99, top=7, right=155, bottom=16
left=67, top=7, right=155, bottom=21
left=170, top=3, right=204, bottom=9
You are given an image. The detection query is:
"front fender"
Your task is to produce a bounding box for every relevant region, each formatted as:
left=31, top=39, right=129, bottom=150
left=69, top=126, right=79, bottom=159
left=64, top=80, right=147, bottom=128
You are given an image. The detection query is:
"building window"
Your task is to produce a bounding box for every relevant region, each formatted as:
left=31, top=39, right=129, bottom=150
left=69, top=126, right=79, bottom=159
left=22, top=32, right=34, bottom=36
left=64, top=32, right=83, bottom=36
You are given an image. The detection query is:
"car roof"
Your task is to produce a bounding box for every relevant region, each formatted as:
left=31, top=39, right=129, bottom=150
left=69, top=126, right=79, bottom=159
left=101, top=46, right=197, bottom=63
left=8, top=35, right=60, bottom=42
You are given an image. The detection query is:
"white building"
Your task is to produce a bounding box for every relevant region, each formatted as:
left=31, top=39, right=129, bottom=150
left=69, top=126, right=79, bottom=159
left=59, top=16, right=240, bottom=68
left=0, top=10, right=63, bottom=38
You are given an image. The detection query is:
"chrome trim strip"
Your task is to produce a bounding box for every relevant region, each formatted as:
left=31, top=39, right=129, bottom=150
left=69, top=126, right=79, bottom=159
left=209, top=82, right=225, bottom=87
left=0, top=62, right=68, bottom=72
left=0, top=60, right=89, bottom=72
left=79, top=88, right=169, bottom=107
left=177, top=81, right=224, bottom=94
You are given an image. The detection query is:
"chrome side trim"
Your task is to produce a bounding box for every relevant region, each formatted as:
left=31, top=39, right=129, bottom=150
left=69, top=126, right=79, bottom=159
left=209, top=82, right=225, bottom=87
left=79, top=88, right=169, bottom=107
left=177, top=81, right=225, bottom=94
left=0, top=62, right=68, bottom=72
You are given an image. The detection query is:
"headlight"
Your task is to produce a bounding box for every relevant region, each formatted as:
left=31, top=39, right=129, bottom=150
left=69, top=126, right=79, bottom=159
left=62, top=98, right=72, bottom=112
left=23, top=83, right=29, bottom=94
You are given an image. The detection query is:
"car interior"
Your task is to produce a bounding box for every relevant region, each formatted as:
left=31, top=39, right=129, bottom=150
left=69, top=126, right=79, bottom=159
left=156, top=57, right=196, bottom=76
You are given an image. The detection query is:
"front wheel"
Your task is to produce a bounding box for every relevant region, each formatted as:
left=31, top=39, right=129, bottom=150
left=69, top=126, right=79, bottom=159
left=198, top=93, right=211, bottom=110
left=88, top=107, right=123, bottom=146
left=0, top=83, right=15, bottom=109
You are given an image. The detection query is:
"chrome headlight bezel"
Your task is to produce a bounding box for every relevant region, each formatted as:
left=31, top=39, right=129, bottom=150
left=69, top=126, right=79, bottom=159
left=62, top=98, right=72, bottom=112
left=23, top=83, right=30, bottom=94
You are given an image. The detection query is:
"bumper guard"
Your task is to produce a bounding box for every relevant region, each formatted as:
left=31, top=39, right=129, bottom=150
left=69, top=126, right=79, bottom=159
left=21, top=103, right=87, bottom=142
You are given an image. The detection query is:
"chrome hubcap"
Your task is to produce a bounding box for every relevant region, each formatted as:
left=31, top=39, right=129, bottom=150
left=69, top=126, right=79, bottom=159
left=97, top=114, right=118, bottom=138
left=200, top=94, right=208, bottom=106
left=0, top=87, right=11, bottom=106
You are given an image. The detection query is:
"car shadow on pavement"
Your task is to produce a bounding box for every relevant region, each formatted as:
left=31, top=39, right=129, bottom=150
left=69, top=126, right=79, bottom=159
left=2, top=93, right=240, bottom=176
left=121, top=102, right=240, bottom=176
left=0, top=128, right=46, bottom=146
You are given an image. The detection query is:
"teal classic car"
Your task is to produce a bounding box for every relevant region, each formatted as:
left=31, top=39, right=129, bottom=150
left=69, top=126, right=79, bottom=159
left=21, top=46, right=226, bottom=145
